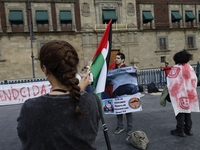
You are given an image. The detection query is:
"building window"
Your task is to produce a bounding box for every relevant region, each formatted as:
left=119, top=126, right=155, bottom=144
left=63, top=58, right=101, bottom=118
left=189, top=54, right=193, bottom=60
left=188, top=36, right=194, bottom=48
left=185, top=11, right=196, bottom=28
left=61, top=22, right=72, bottom=30
left=60, top=11, right=72, bottom=31
left=36, top=11, right=49, bottom=31
left=102, top=10, right=118, bottom=24
left=157, top=36, right=168, bottom=51
left=161, top=56, right=166, bottom=63
left=159, top=38, right=166, bottom=50
left=171, top=11, right=183, bottom=28
left=9, top=10, right=24, bottom=32
left=186, top=35, right=196, bottom=49
left=142, top=11, right=154, bottom=29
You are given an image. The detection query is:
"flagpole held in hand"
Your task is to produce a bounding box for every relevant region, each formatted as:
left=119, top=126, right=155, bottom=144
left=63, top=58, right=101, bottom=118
left=93, top=92, right=112, bottom=150
left=90, top=19, right=113, bottom=150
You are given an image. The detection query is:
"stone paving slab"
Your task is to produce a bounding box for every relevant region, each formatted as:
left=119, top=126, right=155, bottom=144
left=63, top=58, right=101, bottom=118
left=0, top=88, right=200, bottom=150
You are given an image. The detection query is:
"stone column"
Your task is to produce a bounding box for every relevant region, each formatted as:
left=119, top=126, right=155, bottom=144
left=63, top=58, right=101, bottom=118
left=47, top=4, right=53, bottom=31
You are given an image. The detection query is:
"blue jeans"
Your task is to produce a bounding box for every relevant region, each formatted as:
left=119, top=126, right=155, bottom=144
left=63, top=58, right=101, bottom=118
left=117, top=113, right=133, bottom=130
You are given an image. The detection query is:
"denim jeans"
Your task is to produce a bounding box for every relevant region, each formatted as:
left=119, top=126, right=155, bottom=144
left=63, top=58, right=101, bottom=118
left=117, top=113, right=133, bottom=130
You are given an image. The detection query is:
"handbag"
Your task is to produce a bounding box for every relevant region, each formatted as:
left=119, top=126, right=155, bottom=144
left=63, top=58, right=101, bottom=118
left=126, top=131, right=149, bottom=150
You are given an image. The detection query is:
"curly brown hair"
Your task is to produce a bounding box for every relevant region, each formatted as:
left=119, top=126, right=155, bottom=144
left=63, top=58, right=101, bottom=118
left=39, top=40, right=83, bottom=119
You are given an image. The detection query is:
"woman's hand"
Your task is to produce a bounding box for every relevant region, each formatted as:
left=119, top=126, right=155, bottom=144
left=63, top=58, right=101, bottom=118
left=79, top=73, right=90, bottom=91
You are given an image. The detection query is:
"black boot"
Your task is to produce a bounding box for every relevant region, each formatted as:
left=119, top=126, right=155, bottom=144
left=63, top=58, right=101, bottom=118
left=173, top=113, right=185, bottom=137
left=171, top=129, right=185, bottom=137
left=184, top=113, right=192, bottom=136
left=184, top=129, right=193, bottom=136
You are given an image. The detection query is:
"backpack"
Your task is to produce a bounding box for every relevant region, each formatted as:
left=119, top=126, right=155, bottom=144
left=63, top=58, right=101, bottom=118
left=147, top=82, right=159, bottom=93
left=138, top=85, right=144, bottom=92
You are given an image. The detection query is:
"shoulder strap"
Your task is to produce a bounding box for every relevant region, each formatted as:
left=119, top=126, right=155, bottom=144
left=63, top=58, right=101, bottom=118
left=90, top=93, right=112, bottom=150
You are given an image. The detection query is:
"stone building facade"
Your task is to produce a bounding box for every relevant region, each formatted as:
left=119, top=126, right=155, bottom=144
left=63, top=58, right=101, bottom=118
left=0, top=0, right=138, bottom=80
left=80, top=0, right=138, bottom=68
left=136, top=0, right=200, bottom=69
left=0, top=0, right=200, bottom=80
left=0, top=0, right=83, bottom=80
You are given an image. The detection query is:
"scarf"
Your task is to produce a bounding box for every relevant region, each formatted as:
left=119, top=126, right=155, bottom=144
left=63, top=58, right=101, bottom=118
left=167, top=63, right=199, bottom=116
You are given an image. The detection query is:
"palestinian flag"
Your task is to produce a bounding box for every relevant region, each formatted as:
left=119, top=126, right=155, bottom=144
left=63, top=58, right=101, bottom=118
left=90, top=19, right=112, bottom=97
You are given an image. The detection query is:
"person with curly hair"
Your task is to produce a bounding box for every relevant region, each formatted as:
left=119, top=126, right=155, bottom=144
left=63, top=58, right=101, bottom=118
left=17, top=40, right=100, bottom=150
left=167, top=50, right=199, bottom=137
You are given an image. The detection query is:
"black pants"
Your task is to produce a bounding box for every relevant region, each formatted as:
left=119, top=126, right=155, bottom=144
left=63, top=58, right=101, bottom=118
left=176, top=113, right=192, bottom=131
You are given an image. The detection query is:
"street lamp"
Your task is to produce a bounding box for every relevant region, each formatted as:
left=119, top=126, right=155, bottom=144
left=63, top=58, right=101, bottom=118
left=28, top=0, right=35, bottom=78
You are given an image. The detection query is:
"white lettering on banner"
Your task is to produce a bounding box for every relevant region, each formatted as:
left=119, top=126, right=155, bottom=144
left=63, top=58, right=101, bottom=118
left=107, top=66, right=136, bottom=77
left=107, top=66, right=136, bottom=76
left=102, top=93, right=142, bottom=114
left=0, top=81, right=52, bottom=105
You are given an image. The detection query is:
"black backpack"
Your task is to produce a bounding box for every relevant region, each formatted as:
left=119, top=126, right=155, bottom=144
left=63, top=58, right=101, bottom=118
left=147, top=82, right=159, bottom=93
left=138, top=85, right=144, bottom=92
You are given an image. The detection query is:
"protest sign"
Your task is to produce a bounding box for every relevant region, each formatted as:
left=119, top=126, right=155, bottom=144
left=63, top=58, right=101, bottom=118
left=101, top=66, right=142, bottom=114
left=0, top=81, right=51, bottom=105
left=102, top=93, right=142, bottom=114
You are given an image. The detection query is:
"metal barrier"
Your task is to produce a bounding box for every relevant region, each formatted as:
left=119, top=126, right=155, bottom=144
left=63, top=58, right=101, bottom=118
left=0, top=65, right=197, bottom=88
left=137, top=65, right=197, bottom=89
left=137, top=69, right=166, bottom=89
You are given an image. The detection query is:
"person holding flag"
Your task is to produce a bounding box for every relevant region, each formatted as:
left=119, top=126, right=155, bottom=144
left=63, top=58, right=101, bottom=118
left=89, top=19, right=138, bottom=136
left=112, top=52, right=138, bottom=135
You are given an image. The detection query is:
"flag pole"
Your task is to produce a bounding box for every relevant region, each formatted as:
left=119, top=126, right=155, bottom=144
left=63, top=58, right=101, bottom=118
left=87, top=62, right=93, bottom=74
left=89, top=19, right=113, bottom=150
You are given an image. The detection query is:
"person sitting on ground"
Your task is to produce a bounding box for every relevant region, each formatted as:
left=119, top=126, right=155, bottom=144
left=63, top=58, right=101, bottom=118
left=17, top=40, right=100, bottom=150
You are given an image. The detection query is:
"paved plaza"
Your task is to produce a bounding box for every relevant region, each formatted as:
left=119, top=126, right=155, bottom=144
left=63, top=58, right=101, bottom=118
left=1, top=88, right=200, bottom=150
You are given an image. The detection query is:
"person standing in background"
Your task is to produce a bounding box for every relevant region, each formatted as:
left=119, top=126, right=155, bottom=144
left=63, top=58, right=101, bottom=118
left=160, top=62, right=172, bottom=77
left=113, top=52, right=138, bottom=136
left=167, top=50, right=199, bottom=137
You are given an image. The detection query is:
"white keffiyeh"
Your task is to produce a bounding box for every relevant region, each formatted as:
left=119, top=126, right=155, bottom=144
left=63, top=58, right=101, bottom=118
left=167, top=63, right=199, bottom=116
